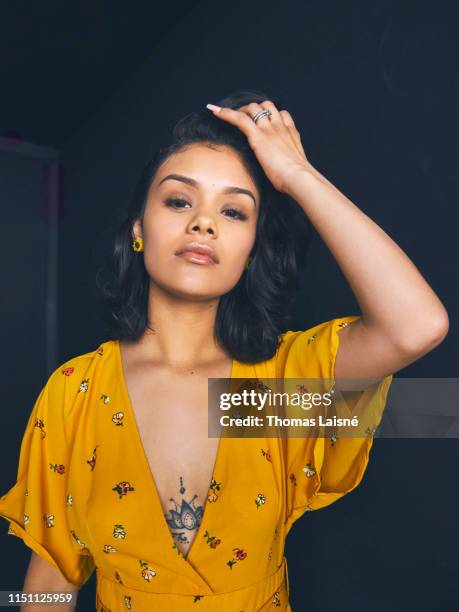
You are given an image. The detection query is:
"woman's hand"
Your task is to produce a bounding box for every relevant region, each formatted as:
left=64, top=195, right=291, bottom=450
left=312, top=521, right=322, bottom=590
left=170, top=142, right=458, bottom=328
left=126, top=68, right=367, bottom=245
left=206, top=100, right=311, bottom=194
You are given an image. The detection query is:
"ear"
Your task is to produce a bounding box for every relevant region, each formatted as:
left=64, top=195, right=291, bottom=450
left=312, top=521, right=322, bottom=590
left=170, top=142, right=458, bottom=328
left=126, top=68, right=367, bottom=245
left=132, top=218, right=143, bottom=239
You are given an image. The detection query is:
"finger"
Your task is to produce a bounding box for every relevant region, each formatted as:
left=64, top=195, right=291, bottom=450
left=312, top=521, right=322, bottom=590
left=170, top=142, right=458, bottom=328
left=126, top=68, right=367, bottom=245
left=240, top=102, right=276, bottom=131
left=206, top=104, right=259, bottom=140
left=279, top=110, right=306, bottom=156
left=279, top=109, right=296, bottom=129
left=259, top=100, right=284, bottom=128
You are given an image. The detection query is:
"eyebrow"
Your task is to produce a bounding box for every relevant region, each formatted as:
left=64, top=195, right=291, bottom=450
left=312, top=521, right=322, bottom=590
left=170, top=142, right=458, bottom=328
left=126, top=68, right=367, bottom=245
left=158, top=173, right=257, bottom=208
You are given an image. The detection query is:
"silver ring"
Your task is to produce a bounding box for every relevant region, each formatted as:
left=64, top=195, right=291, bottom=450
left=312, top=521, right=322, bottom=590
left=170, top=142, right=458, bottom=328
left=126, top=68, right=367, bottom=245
left=252, top=109, right=272, bottom=124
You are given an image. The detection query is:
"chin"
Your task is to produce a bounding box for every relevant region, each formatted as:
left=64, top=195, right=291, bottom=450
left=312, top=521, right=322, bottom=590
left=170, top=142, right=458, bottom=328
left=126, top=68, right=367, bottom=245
left=157, top=280, right=224, bottom=300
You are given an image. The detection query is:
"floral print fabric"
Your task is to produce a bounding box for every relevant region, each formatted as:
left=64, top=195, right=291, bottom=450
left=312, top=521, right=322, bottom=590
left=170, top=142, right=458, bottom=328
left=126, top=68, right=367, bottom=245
left=0, top=316, right=393, bottom=610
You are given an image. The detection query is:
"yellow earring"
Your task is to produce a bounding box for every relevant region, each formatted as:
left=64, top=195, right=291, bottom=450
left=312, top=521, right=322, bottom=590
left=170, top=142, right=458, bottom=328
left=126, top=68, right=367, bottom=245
left=245, top=256, right=252, bottom=270
left=132, top=236, right=144, bottom=252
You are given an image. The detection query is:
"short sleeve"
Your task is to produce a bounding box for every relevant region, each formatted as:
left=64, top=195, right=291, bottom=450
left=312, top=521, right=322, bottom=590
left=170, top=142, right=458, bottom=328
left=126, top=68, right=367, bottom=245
left=278, top=315, right=394, bottom=528
left=0, top=363, right=96, bottom=588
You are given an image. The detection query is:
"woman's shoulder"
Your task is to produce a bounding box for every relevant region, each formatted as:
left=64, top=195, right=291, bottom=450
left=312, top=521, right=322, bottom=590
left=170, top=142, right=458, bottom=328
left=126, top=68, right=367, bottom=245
left=52, top=339, right=114, bottom=375
left=277, top=316, right=361, bottom=350
left=270, top=316, right=361, bottom=378
left=44, top=339, right=118, bottom=406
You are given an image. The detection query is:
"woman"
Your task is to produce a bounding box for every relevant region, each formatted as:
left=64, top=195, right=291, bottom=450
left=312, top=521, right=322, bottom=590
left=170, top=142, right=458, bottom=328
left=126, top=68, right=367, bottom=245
left=0, top=89, right=448, bottom=611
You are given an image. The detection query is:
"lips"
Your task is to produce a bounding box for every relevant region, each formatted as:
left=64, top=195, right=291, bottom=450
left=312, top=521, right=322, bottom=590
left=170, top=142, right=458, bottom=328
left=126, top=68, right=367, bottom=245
left=178, top=251, right=214, bottom=264
left=175, top=242, right=218, bottom=264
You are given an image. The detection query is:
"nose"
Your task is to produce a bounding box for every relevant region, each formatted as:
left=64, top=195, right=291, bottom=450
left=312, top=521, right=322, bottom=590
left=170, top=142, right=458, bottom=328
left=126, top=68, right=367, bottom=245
left=187, top=211, right=218, bottom=237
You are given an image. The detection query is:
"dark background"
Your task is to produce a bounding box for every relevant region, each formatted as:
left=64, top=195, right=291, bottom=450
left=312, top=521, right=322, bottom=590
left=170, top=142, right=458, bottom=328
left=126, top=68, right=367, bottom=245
left=0, top=1, right=457, bottom=610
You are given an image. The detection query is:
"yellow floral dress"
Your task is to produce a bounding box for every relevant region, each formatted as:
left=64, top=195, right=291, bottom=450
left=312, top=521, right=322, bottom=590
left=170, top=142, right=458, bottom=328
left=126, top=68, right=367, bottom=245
left=0, top=316, right=393, bottom=611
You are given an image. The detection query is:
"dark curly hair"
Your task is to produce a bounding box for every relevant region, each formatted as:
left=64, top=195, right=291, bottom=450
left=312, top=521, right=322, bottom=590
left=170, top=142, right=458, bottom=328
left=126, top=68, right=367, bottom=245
left=95, top=88, right=313, bottom=363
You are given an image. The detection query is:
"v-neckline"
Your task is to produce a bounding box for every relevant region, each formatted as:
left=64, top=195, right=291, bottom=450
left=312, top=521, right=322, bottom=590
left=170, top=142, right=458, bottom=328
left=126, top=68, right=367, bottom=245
left=114, top=338, right=236, bottom=573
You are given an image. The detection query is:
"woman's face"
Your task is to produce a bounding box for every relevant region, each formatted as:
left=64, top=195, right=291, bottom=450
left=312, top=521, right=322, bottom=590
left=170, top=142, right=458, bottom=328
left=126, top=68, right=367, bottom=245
left=134, top=142, right=260, bottom=300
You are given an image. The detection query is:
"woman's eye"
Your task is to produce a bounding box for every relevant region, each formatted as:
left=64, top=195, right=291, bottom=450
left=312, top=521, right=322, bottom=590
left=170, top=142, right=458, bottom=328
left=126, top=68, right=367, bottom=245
left=164, top=197, right=191, bottom=209
left=223, top=208, right=249, bottom=221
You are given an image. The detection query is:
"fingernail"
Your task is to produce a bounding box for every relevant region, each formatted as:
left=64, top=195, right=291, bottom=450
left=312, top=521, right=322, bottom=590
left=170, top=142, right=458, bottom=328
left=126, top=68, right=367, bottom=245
left=206, top=103, right=222, bottom=112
